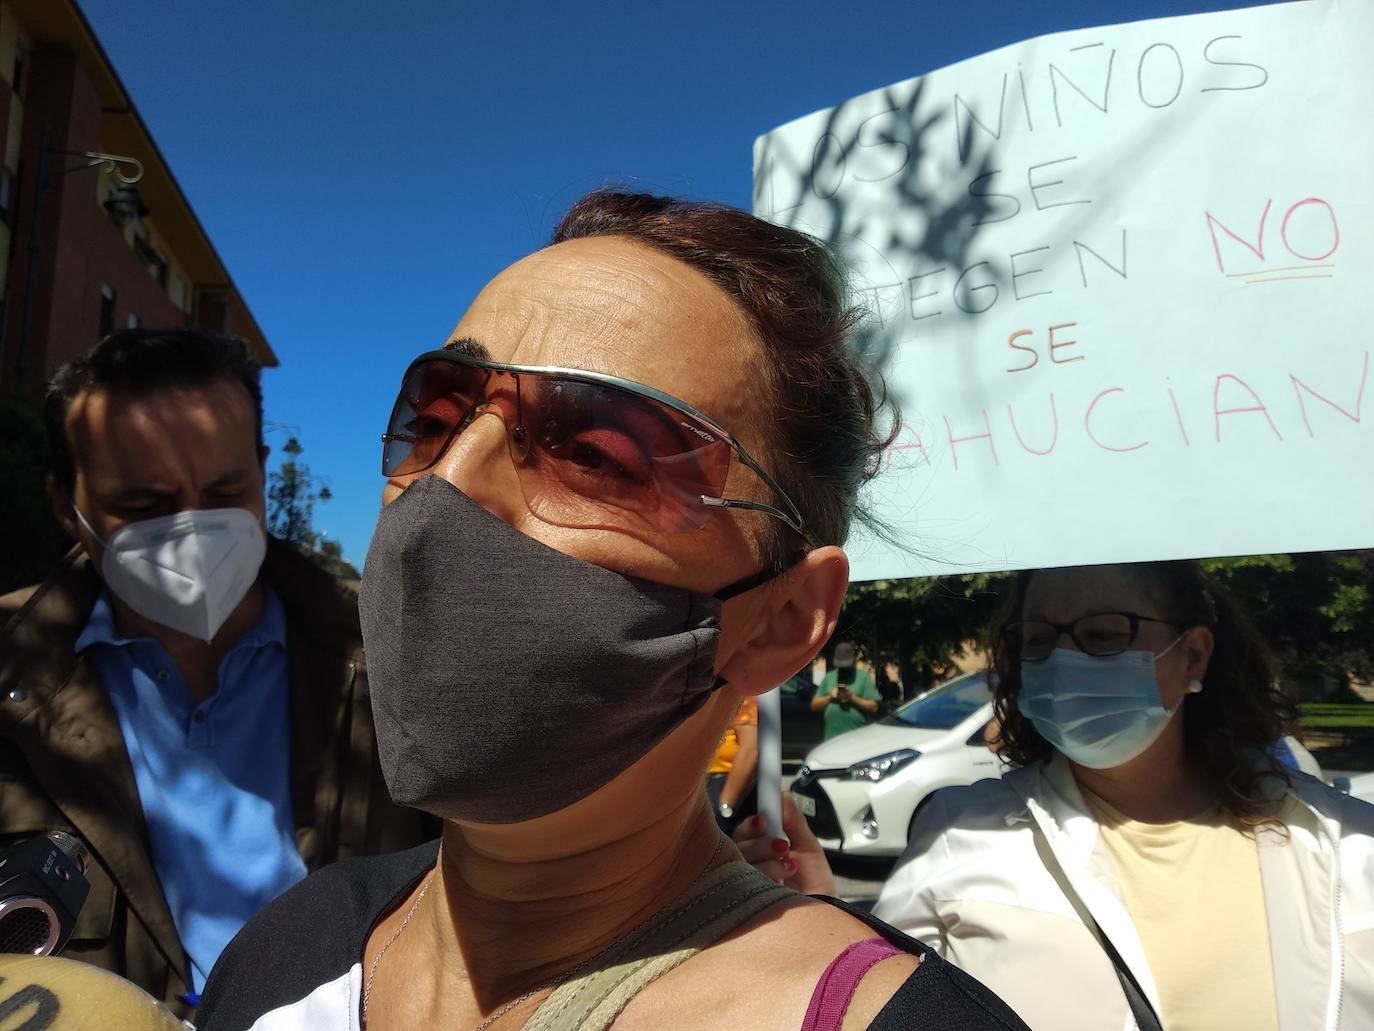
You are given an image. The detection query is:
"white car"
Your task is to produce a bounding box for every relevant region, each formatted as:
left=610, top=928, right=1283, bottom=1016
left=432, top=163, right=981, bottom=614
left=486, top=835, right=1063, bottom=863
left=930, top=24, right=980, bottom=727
left=790, top=672, right=1005, bottom=858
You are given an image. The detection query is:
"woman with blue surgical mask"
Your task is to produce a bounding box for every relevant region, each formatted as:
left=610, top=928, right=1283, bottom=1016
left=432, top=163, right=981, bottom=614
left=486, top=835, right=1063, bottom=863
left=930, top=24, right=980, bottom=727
left=746, top=561, right=1374, bottom=1031
left=879, top=561, right=1374, bottom=1031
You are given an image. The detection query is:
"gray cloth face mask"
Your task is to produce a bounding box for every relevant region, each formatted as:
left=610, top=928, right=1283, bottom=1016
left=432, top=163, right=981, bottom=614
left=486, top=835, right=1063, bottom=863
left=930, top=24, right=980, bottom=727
left=360, top=475, right=730, bottom=824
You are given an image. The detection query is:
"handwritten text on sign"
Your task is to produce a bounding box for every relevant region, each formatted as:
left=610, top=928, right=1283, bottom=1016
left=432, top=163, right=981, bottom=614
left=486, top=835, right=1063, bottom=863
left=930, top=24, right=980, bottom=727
left=753, top=0, right=1370, bottom=580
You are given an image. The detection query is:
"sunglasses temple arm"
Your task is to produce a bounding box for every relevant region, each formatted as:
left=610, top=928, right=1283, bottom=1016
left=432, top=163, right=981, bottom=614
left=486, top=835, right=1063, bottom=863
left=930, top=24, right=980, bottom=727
left=727, top=444, right=812, bottom=535
left=700, top=496, right=816, bottom=546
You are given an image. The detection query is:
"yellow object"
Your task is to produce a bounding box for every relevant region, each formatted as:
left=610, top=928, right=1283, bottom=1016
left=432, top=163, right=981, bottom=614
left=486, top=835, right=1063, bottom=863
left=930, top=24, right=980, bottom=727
left=1083, top=790, right=1281, bottom=1031
left=0, top=954, right=186, bottom=1030
left=706, top=697, right=757, bottom=775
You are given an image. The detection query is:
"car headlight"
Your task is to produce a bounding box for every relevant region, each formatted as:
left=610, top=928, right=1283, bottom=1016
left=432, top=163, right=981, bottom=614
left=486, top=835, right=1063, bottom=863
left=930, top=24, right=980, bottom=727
left=844, top=749, right=920, bottom=782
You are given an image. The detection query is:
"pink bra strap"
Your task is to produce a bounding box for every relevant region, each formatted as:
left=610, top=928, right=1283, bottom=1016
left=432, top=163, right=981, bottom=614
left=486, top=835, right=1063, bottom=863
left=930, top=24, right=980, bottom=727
left=801, top=936, right=906, bottom=1031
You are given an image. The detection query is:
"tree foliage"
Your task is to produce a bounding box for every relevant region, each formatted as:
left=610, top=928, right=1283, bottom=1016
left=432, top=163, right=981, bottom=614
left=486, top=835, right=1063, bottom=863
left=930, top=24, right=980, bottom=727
left=267, top=437, right=316, bottom=549
left=832, top=573, right=1009, bottom=696
left=312, top=538, right=361, bottom=581
left=266, top=436, right=359, bottom=581
left=1200, top=552, right=1374, bottom=698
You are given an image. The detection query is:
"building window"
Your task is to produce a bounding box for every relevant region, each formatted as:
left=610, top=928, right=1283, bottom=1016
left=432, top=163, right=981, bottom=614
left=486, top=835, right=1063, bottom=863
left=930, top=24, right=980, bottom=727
left=168, top=273, right=188, bottom=312
left=132, top=232, right=169, bottom=287
left=99, top=285, right=115, bottom=337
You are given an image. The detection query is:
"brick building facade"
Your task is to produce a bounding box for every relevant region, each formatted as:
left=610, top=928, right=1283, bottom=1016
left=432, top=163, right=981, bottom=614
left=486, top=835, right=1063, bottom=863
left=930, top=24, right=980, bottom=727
left=0, top=0, right=274, bottom=389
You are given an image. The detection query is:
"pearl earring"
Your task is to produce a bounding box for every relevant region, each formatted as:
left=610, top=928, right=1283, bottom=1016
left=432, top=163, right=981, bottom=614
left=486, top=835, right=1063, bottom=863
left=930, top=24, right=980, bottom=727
left=1187, top=679, right=1204, bottom=694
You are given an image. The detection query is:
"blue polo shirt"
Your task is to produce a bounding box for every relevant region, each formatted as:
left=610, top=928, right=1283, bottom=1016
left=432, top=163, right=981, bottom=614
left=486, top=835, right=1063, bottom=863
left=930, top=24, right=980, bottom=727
left=77, top=588, right=308, bottom=993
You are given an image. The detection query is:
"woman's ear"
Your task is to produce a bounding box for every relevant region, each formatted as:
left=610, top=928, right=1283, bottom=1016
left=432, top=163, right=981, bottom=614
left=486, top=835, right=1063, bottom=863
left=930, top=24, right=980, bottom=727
left=715, top=546, right=848, bottom=697
left=1183, top=625, right=1215, bottom=682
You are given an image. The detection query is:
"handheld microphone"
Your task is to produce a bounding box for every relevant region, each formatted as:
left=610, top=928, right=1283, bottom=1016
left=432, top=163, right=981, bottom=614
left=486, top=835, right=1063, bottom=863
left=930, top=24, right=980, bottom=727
left=0, top=832, right=91, bottom=956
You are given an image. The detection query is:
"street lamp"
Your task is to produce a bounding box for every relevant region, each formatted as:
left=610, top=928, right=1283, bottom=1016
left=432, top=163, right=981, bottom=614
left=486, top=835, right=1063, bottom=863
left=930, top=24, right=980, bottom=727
left=102, top=185, right=149, bottom=226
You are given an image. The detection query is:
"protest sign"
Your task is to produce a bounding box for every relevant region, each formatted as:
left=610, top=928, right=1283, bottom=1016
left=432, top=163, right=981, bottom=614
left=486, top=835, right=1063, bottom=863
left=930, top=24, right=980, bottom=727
left=753, top=0, right=1371, bottom=580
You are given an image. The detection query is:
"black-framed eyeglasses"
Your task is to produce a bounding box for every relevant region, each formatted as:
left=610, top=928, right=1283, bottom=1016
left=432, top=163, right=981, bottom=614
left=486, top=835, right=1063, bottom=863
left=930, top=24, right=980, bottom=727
left=1003, top=612, right=1185, bottom=663
left=380, top=345, right=816, bottom=544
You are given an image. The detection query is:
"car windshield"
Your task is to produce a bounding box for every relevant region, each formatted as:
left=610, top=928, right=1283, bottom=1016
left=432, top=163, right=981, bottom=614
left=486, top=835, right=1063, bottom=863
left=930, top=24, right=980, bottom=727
left=883, top=673, right=991, bottom=730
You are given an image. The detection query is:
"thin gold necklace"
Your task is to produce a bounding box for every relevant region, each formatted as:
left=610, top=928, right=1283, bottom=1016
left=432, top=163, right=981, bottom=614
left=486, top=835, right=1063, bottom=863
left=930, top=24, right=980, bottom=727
left=362, top=835, right=726, bottom=1030
left=362, top=873, right=433, bottom=1025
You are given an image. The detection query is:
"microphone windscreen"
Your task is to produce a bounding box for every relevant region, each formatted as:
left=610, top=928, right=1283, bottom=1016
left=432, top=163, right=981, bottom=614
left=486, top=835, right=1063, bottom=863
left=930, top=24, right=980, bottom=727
left=0, top=954, right=186, bottom=1030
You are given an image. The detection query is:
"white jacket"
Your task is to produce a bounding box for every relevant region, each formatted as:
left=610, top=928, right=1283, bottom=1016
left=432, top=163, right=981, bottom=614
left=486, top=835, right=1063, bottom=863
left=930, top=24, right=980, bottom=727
left=874, top=757, right=1374, bottom=1031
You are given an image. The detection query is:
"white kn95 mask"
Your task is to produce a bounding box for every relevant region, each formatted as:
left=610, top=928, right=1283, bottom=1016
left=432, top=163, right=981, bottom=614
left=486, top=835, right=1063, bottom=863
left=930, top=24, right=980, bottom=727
left=74, top=505, right=267, bottom=642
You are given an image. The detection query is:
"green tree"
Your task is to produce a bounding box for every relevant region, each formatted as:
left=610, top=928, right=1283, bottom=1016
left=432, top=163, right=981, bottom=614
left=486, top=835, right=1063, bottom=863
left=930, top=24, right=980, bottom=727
left=313, top=538, right=361, bottom=581
left=834, top=573, right=1009, bottom=697
left=267, top=436, right=318, bottom=549
left=1201, top=552, right=1374, bottom=700
left=266, top=434, right=358, bottom=580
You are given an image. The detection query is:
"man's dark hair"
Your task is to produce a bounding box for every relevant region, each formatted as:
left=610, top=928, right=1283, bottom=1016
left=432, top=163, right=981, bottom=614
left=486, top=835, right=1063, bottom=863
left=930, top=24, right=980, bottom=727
left=44, top=327, right=264, bottom=489
left=551, top=190, right=897, bottom=571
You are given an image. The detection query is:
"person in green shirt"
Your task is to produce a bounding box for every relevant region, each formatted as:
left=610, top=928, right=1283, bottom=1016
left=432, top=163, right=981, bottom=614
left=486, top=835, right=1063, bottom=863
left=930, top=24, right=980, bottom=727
left=811, top=642, right=881, bottom=739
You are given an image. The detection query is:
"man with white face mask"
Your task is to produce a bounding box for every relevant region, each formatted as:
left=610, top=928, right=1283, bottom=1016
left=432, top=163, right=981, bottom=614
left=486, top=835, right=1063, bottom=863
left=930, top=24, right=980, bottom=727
left=0, top=328, right=430, bottom=1017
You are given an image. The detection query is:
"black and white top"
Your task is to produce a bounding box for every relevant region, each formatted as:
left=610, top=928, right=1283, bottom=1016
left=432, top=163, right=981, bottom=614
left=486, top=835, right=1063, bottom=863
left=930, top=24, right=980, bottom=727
left=196, top=841, right=1028, bottom=1031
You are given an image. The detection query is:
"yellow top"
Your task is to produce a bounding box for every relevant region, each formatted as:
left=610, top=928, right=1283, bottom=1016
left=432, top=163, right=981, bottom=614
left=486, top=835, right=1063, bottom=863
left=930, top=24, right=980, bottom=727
left=1082, top=789, right=1279, bottom=1031
left=707, top=697, right=757, bottom=775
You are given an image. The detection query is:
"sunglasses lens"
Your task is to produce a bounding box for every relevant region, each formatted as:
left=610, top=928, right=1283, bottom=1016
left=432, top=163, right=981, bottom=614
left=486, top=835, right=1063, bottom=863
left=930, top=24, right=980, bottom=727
left=381, top=361, right=485, bottom=477
left=514, top=378, right=732, bottom=533
left=382, top=359, right=734, bottom=532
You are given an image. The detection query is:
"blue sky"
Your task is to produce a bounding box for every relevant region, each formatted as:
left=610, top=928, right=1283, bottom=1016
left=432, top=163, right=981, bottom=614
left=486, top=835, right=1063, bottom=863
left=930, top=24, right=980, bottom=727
left=81, top=0, right=1269, bottom=568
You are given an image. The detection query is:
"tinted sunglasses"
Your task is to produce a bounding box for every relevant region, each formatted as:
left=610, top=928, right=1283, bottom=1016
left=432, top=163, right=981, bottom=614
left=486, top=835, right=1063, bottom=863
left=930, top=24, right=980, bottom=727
left=381, top=347, right=812, bottom=540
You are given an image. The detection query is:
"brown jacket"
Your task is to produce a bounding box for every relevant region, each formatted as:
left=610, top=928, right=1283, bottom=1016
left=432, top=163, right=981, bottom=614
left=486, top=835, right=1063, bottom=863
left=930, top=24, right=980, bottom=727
left=0, top=540, right=432, bottom=1016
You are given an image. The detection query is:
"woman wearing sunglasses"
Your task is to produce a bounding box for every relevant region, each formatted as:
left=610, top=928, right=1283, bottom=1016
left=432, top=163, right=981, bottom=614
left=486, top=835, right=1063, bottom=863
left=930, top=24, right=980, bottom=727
left=195, top=191, right=1028, bottom=1031
left=749, top=561, right=1374, bottom=1031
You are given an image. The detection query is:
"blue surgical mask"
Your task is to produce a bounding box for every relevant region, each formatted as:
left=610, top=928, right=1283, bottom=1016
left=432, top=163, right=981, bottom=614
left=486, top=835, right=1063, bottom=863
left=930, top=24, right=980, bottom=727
left=1017, top=642, right=1192, bottom=769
